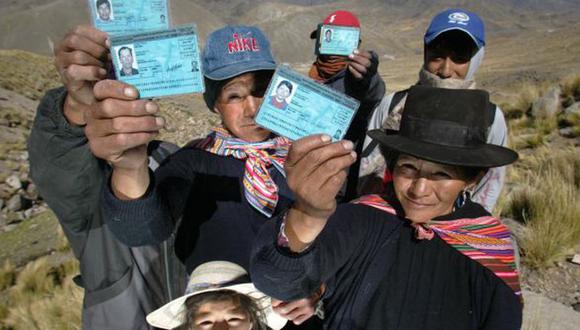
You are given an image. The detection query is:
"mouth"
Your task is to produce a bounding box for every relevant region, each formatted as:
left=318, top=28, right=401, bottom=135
left=404, top=197, right=434, bottom=209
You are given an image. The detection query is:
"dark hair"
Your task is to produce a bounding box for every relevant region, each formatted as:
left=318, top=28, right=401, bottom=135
left=96, top=0, right=110, bottom=9
left=383, top=148, right=486, bottom=182
left=203, top=70, right=274, bottom=111
left=424, top=30, right=478, bottom=64
left=276, top=80, right=293, bottom=94
left=182, top=290, right=268, bottom=330
left=118, top=46, right=132, bottom=58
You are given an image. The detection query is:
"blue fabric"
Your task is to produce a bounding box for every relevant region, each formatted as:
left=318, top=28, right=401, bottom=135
left=202, top=25, right=277, bottom=80
left=424, top=8, right=485, bottom=48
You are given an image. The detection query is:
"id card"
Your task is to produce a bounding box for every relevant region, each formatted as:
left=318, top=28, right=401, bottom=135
left=88, top=0, right=170, bottom=36
left=256, top=65, right=359, bottom=141
left=317, top=24, right=360, bottom=56
left=110, top=25, right=204, bottom=98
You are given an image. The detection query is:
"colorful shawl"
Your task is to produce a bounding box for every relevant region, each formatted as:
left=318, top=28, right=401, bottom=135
left=196, top=127, right=291, bottom=217
left=352, top=194, right=522, bottom=298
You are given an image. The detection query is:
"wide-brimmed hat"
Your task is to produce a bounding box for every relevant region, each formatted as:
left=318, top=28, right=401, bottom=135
left=424, top=8, right=485, bottom=49
left=203, top=25, right=277, bottom=81
left=367, top=86, right=517, bottom=168
left=146, top=261, right=287, bottom=329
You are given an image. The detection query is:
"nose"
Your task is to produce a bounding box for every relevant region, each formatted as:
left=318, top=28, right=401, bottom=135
left=244, top=95, right=262, bottom=117
left=437, top=57, right=454, bottom=79
left=211, top=321, right=229, bottom=330
left=408, top=177, right=430, bottom=199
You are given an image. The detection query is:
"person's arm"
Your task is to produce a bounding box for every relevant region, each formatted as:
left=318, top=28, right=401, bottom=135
left=345, top=50, right=386, bottom=107
left=472, top=107, right=508, bottom=212
left=28, top=88, right=105, bottom=241
left=251, top=135, right=393, bottom=301
left=479, top=277, right=523, bottom=329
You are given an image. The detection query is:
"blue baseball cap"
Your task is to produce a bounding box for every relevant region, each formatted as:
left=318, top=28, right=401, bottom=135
left=424, top=9, right=485, bottom=49
left=202, top=25, right=277, bottom=81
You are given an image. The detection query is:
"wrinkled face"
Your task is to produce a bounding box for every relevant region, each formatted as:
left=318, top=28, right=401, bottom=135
left=192, top=300, right=253, bottom=330
left=97, top=3, right=111, bottom=21
left=392, top=154, right=475, bottom=223
left=424, top=30, right=477, bottom=79
left=119, top=48, right=133, bottom=70
left=275, top=84, right=290, bottom=100
left=214, top=71, right=272, bottom=142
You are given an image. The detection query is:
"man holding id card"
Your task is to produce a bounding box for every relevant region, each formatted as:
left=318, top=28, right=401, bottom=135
left=309, top=10, right=385, bottom=201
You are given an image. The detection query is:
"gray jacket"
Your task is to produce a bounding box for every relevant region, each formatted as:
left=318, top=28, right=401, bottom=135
left=28, top=87, right=185, bottom=330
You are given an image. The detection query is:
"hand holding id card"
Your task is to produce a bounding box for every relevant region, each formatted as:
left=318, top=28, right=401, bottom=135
left=110, top=25, right=204, bottom=98
left=88, top=0, right=170, bottom=36
left=255, top=65, right=359, bottom=141
left=316, top=24, right=360, bottom=56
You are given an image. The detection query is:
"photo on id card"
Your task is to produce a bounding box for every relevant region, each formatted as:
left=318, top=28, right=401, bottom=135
left=110, top=24, right=205, bottom=98
left=87, top=0, right=170, bottom=37
left=256, top=65, right=359, bottom=142
left=316, top=24, right=360, bottom=56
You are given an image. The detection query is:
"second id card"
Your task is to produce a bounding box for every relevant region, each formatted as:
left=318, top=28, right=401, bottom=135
left=255, top=65, right=359, bottom=142
left=317, top=24, right=360, bottom=56
left=88, top=0, right=170, bottom=36
left=110, top=25, right=205, bottom=98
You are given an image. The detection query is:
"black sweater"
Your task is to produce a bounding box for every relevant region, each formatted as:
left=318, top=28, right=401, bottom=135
left=103, top=145, right=294, bottom=273
left=250, top=202, right=522, bottom=329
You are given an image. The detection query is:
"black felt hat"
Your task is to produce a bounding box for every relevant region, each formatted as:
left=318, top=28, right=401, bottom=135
left=367, top=86, right=518, bottom=168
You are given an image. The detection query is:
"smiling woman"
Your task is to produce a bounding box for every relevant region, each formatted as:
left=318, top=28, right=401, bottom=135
left=251, top=86, right=523, bottom=329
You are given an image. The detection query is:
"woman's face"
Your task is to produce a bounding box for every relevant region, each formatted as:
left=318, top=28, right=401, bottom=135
left=392, top=154, right=475, bottom=223
left=214, top=71, right=272, bottom=142
left=192, top=300, right=252, bottom=330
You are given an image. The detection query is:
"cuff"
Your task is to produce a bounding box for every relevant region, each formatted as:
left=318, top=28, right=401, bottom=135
left=101, top=171, right=173, bottom=246
left=43, top=87, right=86, bottom=138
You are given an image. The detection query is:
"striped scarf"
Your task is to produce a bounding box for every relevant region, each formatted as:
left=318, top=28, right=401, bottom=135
left=196, top=127, right=291, bottom=217
left=352, top=194, right=522, bottom=298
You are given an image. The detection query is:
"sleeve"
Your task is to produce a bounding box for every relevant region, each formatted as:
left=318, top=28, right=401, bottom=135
left=472, top=107, right=508, bottom=212
left=101, top=148, right=199, bottom=246
left=479, top=280, right=523, bottom=329
left=345, top=51, right=386, bottom=107
left=27, top=87, right=106, bottom=238
left=250, top=204, right=399, bottom=301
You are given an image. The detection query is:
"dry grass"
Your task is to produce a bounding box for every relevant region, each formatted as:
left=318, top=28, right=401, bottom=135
left=0, top=257, right=82, bottom=330
left=561, top=75, right=580, bottom=106
left=501, top=147, right=580, bottom=268
left=0, top=261, right=16, bottom=292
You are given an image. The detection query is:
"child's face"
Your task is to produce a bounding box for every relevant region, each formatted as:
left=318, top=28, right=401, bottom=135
left=192, top=300, right=252, bottom=330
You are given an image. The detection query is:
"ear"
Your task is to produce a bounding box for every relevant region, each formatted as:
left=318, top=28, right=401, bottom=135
left=466, top=171, right=486, bottom=191
left=213, top=103, right=223, bottom=116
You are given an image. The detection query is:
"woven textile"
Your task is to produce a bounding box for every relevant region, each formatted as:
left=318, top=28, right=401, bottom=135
left=352, top=194, right=522, bottom=297
left=197, top=127, right=291, bottom=217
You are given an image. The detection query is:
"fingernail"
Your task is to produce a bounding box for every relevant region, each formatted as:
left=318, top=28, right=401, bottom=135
left=105, top=38, right=111, bottom=48
left=155, top=117, right=165, bottom=127
left=98, top=68, right=107, bottom=76
left=353, top=49, right=360, bottom=55
left=124, top=87, right=137, bottom=98
left=321, top=134, right=331, bottom=142
left=348, top=54, right=354, bottom=59
left=351, top=151, right=357, bottom=159
left=342, top=140, right=354, bottom=150
left=145, top=102, right=158, bottom=114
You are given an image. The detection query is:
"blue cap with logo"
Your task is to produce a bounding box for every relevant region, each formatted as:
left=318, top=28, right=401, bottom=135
left=202, top=25, right=277, bottom=81
left=424, top=9, right=485, bottom=49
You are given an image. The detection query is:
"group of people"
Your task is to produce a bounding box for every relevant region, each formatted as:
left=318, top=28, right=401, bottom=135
left=28, top=7, right=522, bottom=330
